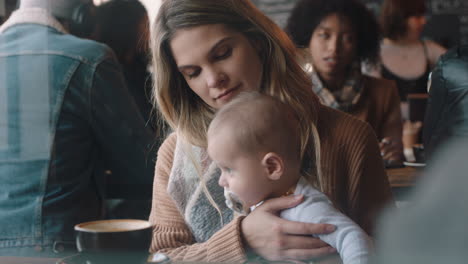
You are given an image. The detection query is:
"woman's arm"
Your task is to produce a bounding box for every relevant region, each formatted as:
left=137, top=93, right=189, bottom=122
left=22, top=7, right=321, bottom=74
left=349, top=122, right=395, bottom=234
left=378, top=79, right=404, bottom=162
left=318, top=107, right=395, bottom=235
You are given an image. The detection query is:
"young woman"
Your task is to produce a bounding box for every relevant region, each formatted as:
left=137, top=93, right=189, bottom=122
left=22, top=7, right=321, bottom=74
left=378, top=0, right=446, bottom=155
left=378, top=0, right=446, bottom=101
left=286, top=0, right=403, bottom=163
left=148, top=0, right=394, bottom=262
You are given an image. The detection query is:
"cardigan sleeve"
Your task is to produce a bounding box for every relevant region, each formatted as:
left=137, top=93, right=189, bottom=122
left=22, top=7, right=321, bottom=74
left=345, top=120, right=396, bottom=235
left=379, top=79, right=404, bottom=160
left=318, top=107, right=395, bottom=236
left=148, top=133, right=247, bottom=262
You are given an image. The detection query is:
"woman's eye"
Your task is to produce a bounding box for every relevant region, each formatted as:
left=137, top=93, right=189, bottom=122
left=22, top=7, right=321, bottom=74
left=185, top=69, right=200, bottom=79
left=343, top=34, right=355, bottom=44
left=319, top=34, right=330, bottom=40
left=214, top=47, right=232, bottom=60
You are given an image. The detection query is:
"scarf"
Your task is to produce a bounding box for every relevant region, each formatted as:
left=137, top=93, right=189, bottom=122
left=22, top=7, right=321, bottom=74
left=310, top=62, right=365, bottom=112
left=167, top=136, right=233, bottom=242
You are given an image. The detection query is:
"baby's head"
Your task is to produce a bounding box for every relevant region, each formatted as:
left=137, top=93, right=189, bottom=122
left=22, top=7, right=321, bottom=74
left=207, top=92, right=302, bottom=214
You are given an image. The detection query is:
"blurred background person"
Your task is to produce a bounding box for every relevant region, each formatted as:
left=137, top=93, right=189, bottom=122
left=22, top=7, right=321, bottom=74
left=286, top=0, right=403, bottom=165
left=93, top=0, right=153, bottom=129
left=378, top=0, right=446, bottom=101
left=374, top=138, right=468, bottom=264
left=423, top=45, right=468, bottom=161
left=376, top=44, right=468, bottom=264
left=376, top=0, right=447, bottom=159
left=0, top=0, right=156, bottom=257
left=92, top=0, right=162, bottom=220
left=0, top=0, right=17, bottom=25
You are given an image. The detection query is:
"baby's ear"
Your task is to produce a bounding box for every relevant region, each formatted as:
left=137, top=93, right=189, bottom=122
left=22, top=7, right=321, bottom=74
left=261, top=152, right=284, bottom=181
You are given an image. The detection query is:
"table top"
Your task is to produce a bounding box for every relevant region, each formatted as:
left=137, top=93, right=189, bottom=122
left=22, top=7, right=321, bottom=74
left=386, top=166, right=422, bottom=187
left=0, top=256, right=58, bottom=264
left=0, top=167, right=420, bottom=264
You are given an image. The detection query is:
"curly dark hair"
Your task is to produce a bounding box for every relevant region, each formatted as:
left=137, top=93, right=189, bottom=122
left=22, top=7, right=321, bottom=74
left=285, top=0, right=381, bottom=66
left=380, top=0, right=426, bottom=40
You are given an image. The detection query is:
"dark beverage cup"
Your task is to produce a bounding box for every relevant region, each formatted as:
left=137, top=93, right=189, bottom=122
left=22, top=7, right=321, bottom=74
left=413, top=144, right=425, bottom=163
left=74, top=219, right=152, bottom=264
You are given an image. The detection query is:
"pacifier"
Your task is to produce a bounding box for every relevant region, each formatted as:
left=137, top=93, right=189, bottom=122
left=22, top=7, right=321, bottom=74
left=223, top=188, right=250, bottom=215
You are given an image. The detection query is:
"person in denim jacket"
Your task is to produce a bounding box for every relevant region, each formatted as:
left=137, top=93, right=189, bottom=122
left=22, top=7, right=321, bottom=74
left=0, top=0, right=157, bottom=257
left=423, top=45, right=468, bottom=161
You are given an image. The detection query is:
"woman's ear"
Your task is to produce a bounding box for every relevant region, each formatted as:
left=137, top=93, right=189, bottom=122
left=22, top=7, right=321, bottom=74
left=261, top=152, right=284, bottom=181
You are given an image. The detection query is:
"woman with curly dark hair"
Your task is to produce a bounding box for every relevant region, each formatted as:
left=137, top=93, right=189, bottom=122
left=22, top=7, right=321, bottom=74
left=286, top=0, right=403, bottom=164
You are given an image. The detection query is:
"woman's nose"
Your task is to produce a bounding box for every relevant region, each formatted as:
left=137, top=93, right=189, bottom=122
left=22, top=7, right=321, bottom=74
left=420, top=16, right=427, bottom=26
left=327, top=37, right=339, bottom=53
left=206, top=70, right=228, bottom=89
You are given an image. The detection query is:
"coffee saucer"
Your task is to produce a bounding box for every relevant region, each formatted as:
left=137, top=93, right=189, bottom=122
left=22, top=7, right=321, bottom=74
left=403, top=161, right=426, bottom=167
left=56, top=253, right=86, bottom=264
left=56, top=253, right=150, bottom=264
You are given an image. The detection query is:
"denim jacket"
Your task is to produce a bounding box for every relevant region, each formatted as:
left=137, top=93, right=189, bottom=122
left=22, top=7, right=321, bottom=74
left=424, top=45, right=468, bottom=160
left=0, top=8, right=156, bottom=256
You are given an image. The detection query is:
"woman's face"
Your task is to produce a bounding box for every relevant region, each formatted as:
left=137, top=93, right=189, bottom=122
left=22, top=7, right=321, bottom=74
left=308, top=14, right=357, bottom=81
left=406, top=15, right=426, bottom=39
left=170, top=24, right=263, bottom=109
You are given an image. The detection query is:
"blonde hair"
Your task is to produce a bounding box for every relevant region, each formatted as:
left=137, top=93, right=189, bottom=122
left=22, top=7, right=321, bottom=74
left=151, top=0, right=323, bottom=189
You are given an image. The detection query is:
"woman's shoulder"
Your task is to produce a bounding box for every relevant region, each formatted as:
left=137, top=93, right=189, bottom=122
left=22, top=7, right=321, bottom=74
left=157, top=132, right=178, bottom=160
left=423, top=39, right=447, bottom=65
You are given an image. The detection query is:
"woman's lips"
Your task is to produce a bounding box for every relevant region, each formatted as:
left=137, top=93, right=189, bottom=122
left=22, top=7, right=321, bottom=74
left=216, top=85, right=240, bottom=101
left=324, top=57, right=339, bottom=65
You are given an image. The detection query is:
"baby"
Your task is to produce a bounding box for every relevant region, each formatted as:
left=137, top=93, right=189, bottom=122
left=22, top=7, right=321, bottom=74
left=207, top=91, right=373, bottom=264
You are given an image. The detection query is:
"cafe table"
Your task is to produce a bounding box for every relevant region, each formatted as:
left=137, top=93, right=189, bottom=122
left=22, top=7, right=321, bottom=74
left=0, top=256, right=59, bottom=264
left=386, top=165, right=424, bottom=202
left=386, top=166, right=421, bottom=188
left=0, top=167, right=421, bottom=264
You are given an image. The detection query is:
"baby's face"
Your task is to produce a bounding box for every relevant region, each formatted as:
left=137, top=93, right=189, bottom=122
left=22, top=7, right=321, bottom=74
left=207, top=129, right=272, bottom=213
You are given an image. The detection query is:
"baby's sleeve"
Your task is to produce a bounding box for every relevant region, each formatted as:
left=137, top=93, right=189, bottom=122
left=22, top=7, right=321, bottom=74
left=280, top=192, right=373, bottom=264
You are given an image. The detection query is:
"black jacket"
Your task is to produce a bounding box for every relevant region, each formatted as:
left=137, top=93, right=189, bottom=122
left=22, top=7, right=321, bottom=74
left=424, top=45, right=468, bottom=159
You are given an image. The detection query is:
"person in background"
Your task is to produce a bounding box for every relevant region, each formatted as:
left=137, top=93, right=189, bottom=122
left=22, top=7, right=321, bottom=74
left=374, top=139, right=468, bottom=264
left=423, top=45, right=468, bottom=161
left=0, top=0, right=156, bottom=257
left=377, top=0, right=446, bottom=101
left=148, top=0, right=393, bottom=262
left=207, top=92, right=374, bottom=264
left=93, top=0, right=161, bottom=220
left=376, top=0, right=446, bottom=157
left=93, top=0, right=153, bottom=128
left=285, top=0, right=403, bottom=164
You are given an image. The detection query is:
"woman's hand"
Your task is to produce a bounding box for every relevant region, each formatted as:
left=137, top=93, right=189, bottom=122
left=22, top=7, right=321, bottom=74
left=379, top=137, right=403, bottom=162
left=402, top=121, right=423, bottom=149
left=240, top=195, right=337, bottom=261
